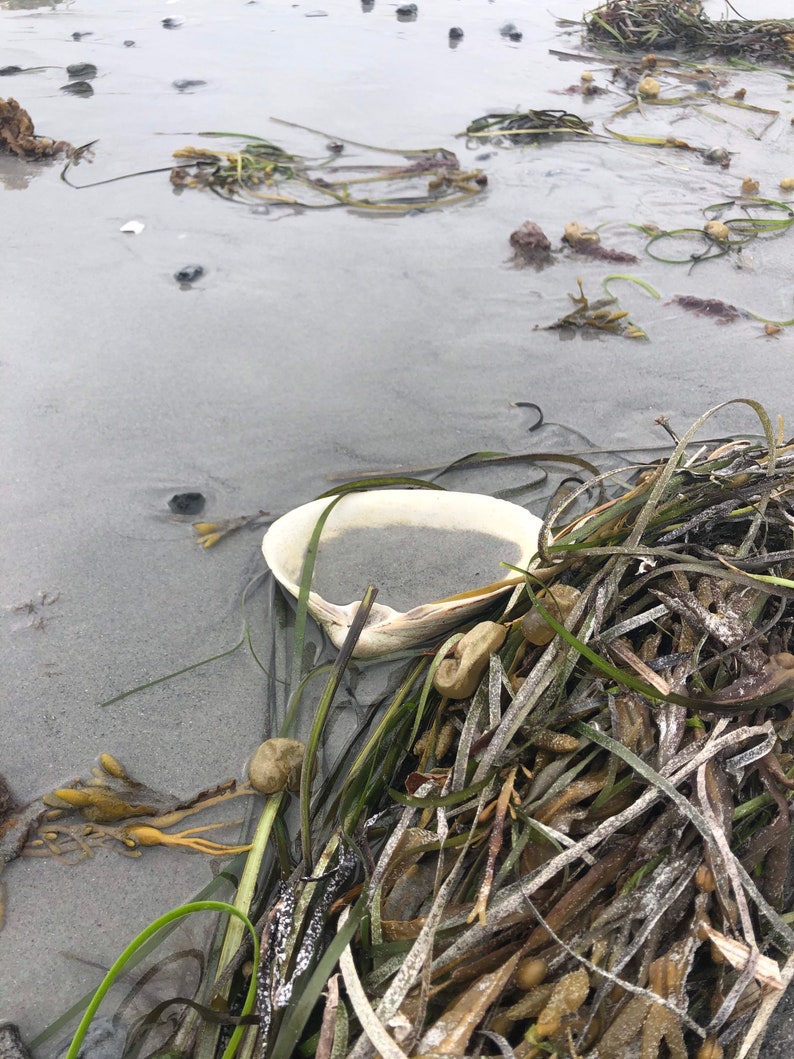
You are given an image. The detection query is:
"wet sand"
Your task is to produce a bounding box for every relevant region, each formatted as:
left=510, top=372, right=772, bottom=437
left=2, top=0, right=794, bottom=1049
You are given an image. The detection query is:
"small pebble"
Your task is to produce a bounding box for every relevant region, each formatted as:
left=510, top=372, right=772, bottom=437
left=60, top=80, right=93, bottom=95
left=162, top=17, right=184, bottom=29
left=123, top=40, right=136, bottom=48
left=172, top=79, right=207, bottom=92
left=0, top=1022, right=32, bottom=1059
left=500, top=21, right=522, bottom=40
left=67, top=62, right=97, bottom=80
left=396, top=3, right=418, bottom=20
left=703, top=146, right=730, bottom=166
left=174, top=265, right=205, bottom=284
left=71, top=31, right=92, bottom=41
left=0, top=66, right=23, bottom=76
left=448, top=26, right=464, bottom=40
left=327, top=141, right=344, bottom=153
left=168, top=492, right=205, bottom=515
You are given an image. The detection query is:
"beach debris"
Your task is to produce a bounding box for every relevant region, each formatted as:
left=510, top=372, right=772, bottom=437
left=500, top=22, right=522, bottom=41
left=672, top=294, right=742, bottom=322
left=509, top=219, right=554, bottom=268
left=161, top=17, right=184, bottom=29
left=396, top=4, right=417, bottom=21
left=433, top=621, right=507, bottom=699
left=66, top=62, right=97, bottom=80
left=168, top=492, right=205, bottom=515
left=521, top=583, right=582, bottom=645
left=60, top=81, right=93, bottom=96
left=703, top=219, right=729, bottom=241
left=71, top=31, right=92, bottom=41
left=0, top=1022, right=33, bottom=1059
left=584, top=1, right=794, bottom=67
left=19, top=754, right=256, bottom=863
left=780, top=177, right=794, bottom=190
left=703, top=145, right=730, bottom=167
left=449, top=26, right=464, bottom=41
left=741, top=176, right=760, bottom=195
left=172, top=79, right=206, bottom=92
left=539, top=277, right=651, bottom=338
left=248, top=739, right=309, bottom=795
left=193, top=508, right=269, bottom=548
left=119, top=220, right=144, bottom=234
left=262, top=489, right=542, bottom=657
left=174, top=264, right=205, bottom=285
left=123, top=40, right=135, bottom=48
left=568, top=239, right=639, bottom=264
left=465, top=107, right=591, bottom=145
left=637, top=74, right=660, bottom=97
left=0, top=97, right=71, bottom=158
left=168, top=123, right=487, bottom=212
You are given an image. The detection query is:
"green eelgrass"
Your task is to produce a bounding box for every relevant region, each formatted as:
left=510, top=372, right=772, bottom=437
left=64, top=901, right=259, bottom=1059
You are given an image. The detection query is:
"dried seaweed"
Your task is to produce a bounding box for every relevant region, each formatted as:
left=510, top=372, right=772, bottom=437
left=0, top=96, right=71, bottom=158
left=584, top=1, right=794, bottom=68
left=464, top=108, right=593, bottom=146
left=672, top=294, right=743, bottom=322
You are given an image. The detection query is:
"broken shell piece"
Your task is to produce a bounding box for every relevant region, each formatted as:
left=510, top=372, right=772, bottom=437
left=741, top=176, right=759, bottom=196
left=433, top=621, right=507, bottom=699
left=262, top=490, right=543, bottom=658
left=521, top=584, right=582, bottom=645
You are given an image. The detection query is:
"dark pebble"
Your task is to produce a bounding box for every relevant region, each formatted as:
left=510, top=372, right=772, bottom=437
left=168, top=492, right=205, bottom=515
left=67, top=62, right=97, bottom=80
left=508, top=30, right=522, bottom=41
left=162, top=17, right=184, bottom=29
left=0, top=1022, right=32, bottom=1059
left=499, top=21, right=518, bottom=36
left=71, top=31, right=92, bottom=41
left=327, top=141, right=344, bottom=154
left=172, top=79, right=207, bottom=91
left=0, top=66, right=23, bottom=76
left=361, top=0, right=374, bottom=9
left=396, top=4, right=417, bottom=20
left=123, top=40, right=136, bottom=48
left=60, top=80, right=94, bottom=95
left=448, top=26, right=464, bottom=40
left=174, top=265, right=205, bottom=284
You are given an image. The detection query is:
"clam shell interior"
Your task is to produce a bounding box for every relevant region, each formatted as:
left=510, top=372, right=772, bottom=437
left=262, top=489, right=543, bottom=657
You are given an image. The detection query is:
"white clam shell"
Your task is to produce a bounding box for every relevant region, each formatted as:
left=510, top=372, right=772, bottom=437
left=262, top=489, right=543, bottom=658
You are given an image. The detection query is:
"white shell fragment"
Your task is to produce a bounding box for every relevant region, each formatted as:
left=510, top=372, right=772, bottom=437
left=262, top=489, right=543, bottom=658
left=119, top=220, right=145, bottom=234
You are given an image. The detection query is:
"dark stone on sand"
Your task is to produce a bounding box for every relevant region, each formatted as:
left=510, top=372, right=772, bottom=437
left=0, top=67, right=23, bottom=76
left=0, top=1022, right=32, bottom=1059
left=174, top=265, right=205, bottom=284
left=168, top=492, right=206, bottom=515
left=173, top=79, right=207, bottom=91
left=67, top=63, right=97, bottom=80
left=123, top=40, right=136, bottom=48
left=162, top=17, right=184, bottom=29
left=448, top=27, right=464, bottom=40
left=500, top=22, right=522, bottom=41
left=71, top=32, right=92, bottom=41
left=60, top=80, right=94, bottom=96
left=396, top=4, right=417, bottom=21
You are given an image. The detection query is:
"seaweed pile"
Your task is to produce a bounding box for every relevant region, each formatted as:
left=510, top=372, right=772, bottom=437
left=54, top=404, right=794, bottom=1059
left=169, top=128, right=486, bottom=212
left=584, top=1, right=794, bottom=67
